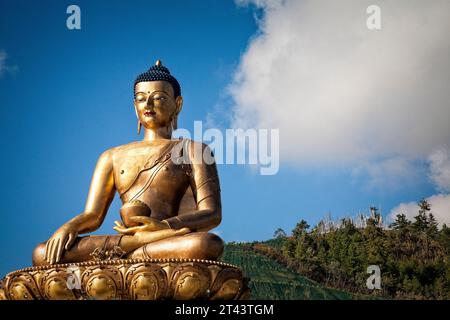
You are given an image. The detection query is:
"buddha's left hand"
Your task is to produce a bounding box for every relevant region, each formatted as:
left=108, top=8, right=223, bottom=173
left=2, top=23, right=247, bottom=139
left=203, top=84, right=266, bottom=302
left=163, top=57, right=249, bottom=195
left=113, top=216, right=191, bottom=250
left=113, top=216, right=170, bottom=235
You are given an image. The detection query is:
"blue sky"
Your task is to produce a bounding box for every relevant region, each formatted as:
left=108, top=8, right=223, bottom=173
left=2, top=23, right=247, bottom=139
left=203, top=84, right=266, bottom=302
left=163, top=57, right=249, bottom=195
left=1, top=0, right=448, bottom=276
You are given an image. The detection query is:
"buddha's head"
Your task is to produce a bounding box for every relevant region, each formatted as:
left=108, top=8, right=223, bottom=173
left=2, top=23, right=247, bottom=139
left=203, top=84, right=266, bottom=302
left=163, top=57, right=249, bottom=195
left=134, top=60, right=183, bottom=134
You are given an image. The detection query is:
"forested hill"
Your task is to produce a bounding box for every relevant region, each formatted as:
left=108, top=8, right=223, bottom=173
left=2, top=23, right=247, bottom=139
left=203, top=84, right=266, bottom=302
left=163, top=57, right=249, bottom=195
left=221, top=243, right=354, bottom=300
left=222, top=201, right=450, bottom=300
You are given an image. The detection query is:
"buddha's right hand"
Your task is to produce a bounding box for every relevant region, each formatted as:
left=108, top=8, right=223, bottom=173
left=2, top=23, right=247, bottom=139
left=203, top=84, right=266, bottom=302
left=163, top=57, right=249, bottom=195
left=45, top=225, right=78, bottom=264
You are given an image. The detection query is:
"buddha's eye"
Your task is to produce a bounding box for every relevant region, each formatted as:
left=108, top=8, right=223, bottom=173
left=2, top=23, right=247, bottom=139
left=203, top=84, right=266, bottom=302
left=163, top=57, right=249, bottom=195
left=154, top=96, right=167, bottom=102
left=135, top=94, right=146, bottom=102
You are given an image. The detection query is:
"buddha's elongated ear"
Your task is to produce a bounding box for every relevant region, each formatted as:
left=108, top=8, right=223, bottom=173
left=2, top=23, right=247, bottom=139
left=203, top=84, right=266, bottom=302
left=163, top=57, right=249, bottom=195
left=133, top=103, right=142, bottom=134
left=169, top=96, right=183, bottom=131
left=175, top=96, right=183, bottom=115
left=133, top=103, right=139, bottom=119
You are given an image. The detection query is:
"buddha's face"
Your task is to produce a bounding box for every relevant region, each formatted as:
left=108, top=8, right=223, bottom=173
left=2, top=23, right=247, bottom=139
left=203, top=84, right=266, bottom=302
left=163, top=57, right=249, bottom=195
left=134, top=81, right=182, bottom=130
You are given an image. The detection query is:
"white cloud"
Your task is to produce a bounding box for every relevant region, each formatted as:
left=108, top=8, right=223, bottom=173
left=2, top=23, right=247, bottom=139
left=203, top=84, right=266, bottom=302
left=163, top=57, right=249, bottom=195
left=388, top=149, right=450, bottom=226
left=428, top=149, right=450, bottom=193
left=0, top=49, right=18, bottom=77
left=389, top=193, right=450, bottom=227
left=226, top=0, right=450, bottom=169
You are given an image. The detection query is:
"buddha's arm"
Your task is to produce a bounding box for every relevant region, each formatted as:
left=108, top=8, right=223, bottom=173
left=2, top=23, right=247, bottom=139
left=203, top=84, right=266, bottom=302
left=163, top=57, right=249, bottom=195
left=162, top=142, right=222, bottom=231
left=66, top=150, right=115, bottom=233
left=45, top=150, right=115, bottom=264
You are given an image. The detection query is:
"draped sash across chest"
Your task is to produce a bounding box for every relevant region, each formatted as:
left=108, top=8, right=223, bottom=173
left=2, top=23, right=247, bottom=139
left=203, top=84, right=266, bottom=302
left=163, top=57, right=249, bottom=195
left=112, top=140, right=183, bottom=198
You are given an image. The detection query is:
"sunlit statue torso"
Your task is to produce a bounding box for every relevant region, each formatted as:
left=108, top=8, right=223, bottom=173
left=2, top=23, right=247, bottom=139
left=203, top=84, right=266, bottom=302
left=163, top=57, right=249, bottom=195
left=32, top=60, right=223, bottom=266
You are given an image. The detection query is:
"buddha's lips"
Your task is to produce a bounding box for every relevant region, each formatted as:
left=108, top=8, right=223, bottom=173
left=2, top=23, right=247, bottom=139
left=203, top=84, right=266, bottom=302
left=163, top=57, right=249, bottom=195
left=144, top=111, right=156, bottom=117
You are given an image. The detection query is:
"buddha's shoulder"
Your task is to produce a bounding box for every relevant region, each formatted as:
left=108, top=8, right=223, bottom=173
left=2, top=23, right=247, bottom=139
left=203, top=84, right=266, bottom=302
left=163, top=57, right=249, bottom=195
left=171, top=139, right=209, bottom=149
left=186, top=139, right=213, bottom=154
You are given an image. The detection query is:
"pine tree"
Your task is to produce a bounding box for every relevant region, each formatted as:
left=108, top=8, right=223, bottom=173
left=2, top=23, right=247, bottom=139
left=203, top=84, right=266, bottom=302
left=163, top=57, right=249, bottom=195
left=273, top=228, right=287, bottom=238
left=413, top=199, right=431, bottom=232
left=390, top=213, right=411, bottom=231
left=427, top=213, right=439, bottom=238
left=292, top=220, right=310, bottom=239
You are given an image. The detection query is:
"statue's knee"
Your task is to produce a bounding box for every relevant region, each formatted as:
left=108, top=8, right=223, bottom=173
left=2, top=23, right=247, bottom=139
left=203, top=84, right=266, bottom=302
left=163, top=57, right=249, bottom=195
left=127, top=232, right=224, bottom=260
left=32, top=242, right=47, bottom=266
left=195, top=232, right=224, bottom=260
left=127, top=246, right=144, bottom=259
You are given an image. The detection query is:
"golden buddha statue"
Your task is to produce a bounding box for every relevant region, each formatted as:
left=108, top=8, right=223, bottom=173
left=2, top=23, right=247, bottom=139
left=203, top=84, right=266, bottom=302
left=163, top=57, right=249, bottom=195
left=32, top=60, right=224, bottom=266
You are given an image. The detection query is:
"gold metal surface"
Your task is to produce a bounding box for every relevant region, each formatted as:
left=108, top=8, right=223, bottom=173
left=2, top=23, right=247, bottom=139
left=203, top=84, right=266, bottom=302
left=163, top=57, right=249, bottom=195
left=30, top=60, right=224, bottom=268
left=1, top=60, right=248, bottom=300
left=0, top=259, right=250, bottom=300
